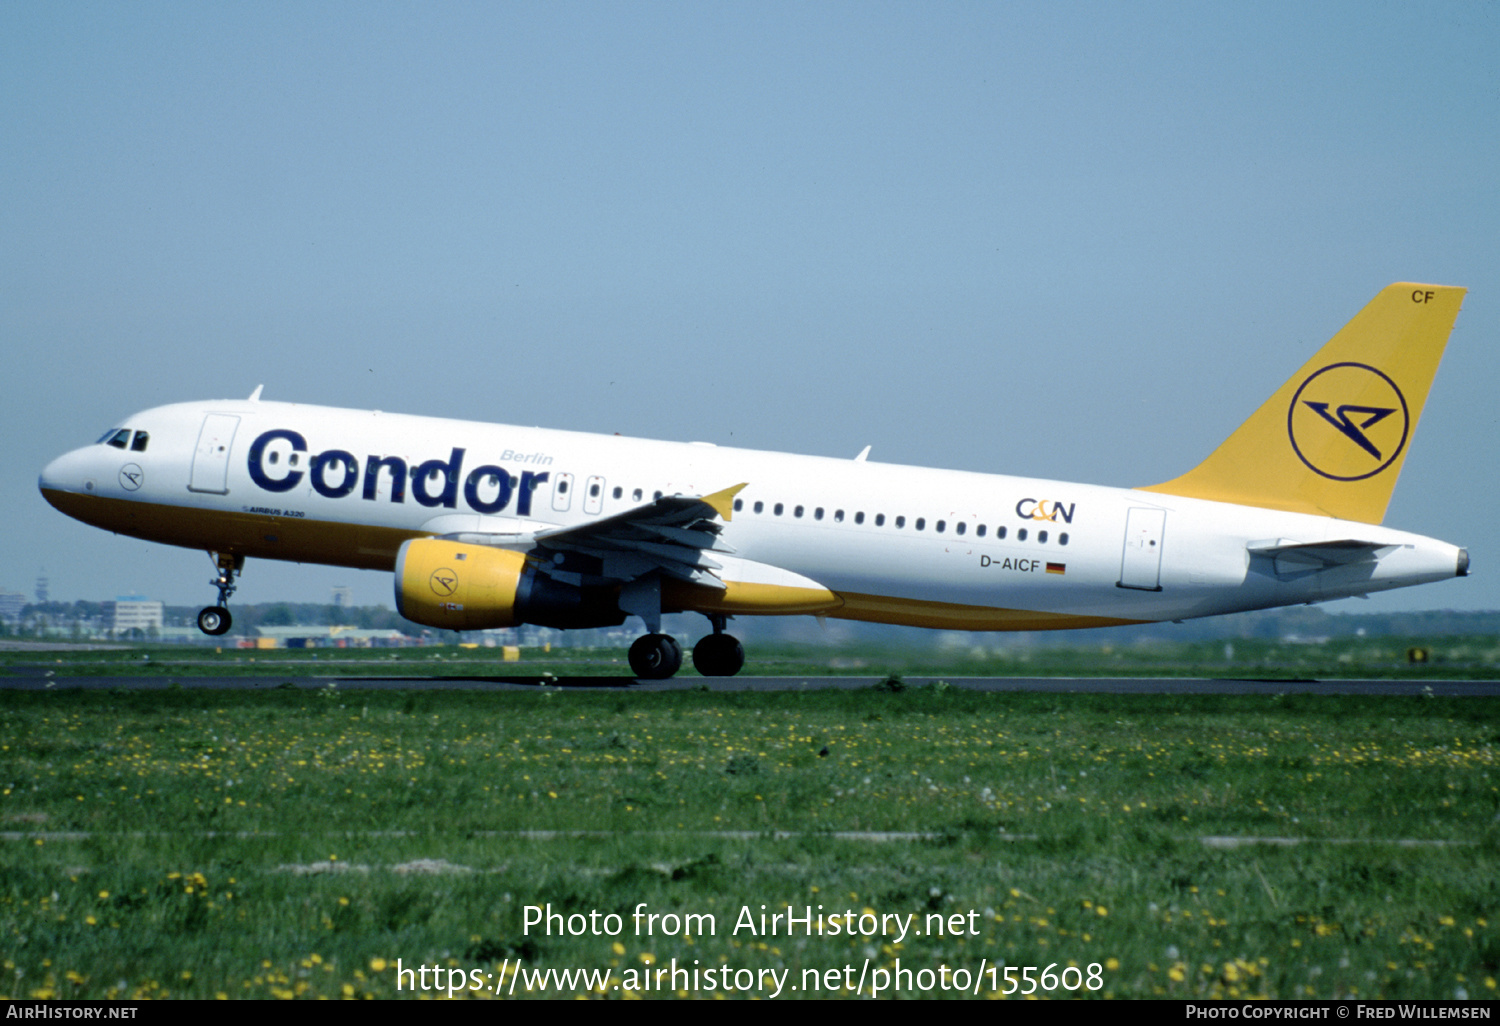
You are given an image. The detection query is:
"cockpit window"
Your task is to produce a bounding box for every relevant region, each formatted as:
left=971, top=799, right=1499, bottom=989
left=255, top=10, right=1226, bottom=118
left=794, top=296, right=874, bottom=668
left=130, top=430, right=149, bottom=452
left=104, top=429, right=131, bottom=449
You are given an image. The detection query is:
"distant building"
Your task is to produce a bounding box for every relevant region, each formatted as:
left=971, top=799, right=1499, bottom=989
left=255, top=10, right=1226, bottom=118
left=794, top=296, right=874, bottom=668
left=0, top=590, right=24, bottom=623
left=331, top=586, right=352, bottom=608
left=104, top=597, right=163, bottom=636
left=253, top=625, right=414, bottom=648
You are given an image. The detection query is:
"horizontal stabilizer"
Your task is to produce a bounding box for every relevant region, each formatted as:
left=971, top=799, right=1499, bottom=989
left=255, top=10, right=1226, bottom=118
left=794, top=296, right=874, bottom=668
left=1247, top=538, right=1397, bottom=576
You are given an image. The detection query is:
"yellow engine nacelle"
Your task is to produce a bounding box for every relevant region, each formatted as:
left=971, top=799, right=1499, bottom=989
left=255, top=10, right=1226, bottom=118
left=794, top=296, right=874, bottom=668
left=394, top=538, right=626, bottom=631
left=395, top=538, right=528, bottom=630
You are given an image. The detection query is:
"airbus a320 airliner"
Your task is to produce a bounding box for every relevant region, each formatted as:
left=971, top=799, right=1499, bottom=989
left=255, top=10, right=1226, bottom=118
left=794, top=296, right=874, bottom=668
left=40, top=283, right=1469, bottom=678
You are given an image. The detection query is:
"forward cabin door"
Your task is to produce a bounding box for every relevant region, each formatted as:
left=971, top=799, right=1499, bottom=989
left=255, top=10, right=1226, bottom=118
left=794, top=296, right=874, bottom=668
left=1118, top=507, right=1166, bottom=591
left=188, top=414, right=240, bottom=494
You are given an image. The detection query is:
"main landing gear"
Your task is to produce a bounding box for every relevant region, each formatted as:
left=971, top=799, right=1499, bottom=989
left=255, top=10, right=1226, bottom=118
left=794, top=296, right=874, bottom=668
left=196, top=552, right=242, bottom=637
left=620, top=578, right=743, bottom=680
left=692, top=614, right=744, bottom=677
left=627, top=614, right=744, bottom=680
left=628, top=633, right=682, bottom=679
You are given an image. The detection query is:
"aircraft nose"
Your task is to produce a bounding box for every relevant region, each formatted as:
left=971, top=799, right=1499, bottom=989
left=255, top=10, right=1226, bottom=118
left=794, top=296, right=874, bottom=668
left=38, top=447, right=101, bottom=502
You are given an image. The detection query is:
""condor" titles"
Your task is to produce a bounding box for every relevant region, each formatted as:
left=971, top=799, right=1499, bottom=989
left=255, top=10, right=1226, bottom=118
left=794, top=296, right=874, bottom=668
left=246, top=428, right=551, bottom=516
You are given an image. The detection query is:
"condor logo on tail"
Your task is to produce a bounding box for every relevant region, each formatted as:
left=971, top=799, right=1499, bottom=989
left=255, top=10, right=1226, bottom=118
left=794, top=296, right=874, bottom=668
left=1287, top=362, right=1410, bottom=482
left=1302, top=402, right=1396, bottom=459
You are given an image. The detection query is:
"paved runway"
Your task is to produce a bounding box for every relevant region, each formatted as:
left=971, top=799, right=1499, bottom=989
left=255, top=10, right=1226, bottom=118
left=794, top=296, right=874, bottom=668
left=3, top=667, right=1498, bottom=696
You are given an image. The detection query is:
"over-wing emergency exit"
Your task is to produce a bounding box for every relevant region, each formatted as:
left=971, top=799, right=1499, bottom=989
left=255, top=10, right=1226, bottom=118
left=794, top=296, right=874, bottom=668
left=39, top=283, right=1469, bottom=678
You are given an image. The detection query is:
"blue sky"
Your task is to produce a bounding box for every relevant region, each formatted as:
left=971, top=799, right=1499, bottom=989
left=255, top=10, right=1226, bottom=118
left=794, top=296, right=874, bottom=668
left=5, top=2, right=1497, bottom=613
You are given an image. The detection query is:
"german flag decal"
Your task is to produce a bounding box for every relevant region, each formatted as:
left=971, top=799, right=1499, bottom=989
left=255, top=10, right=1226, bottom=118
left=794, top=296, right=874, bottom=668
left=1046, top=562, right=1066, bottom=575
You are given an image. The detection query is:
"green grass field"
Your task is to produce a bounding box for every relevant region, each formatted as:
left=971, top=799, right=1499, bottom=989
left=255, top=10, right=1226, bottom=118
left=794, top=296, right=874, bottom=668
left=2, top=681, right=1498, bottom=999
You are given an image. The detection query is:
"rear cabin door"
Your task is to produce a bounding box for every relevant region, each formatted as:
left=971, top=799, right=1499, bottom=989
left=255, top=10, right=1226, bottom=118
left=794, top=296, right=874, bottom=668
left=1118, top=507, right=1166, bottom=591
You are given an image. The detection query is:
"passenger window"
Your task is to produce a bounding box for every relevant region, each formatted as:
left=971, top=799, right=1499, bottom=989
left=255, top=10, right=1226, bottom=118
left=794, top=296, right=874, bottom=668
left=1018, top=528, right=1028, bottom=541
left=794, top=505, right=804, bottom=518
left=935, top=520, right=945, bottom=533
left=834, top=509, right=843, bottom=522
left=589, top=482, right=600, bottom=497
left=895, top=516, right=905, bottom=529
left=733, top=498, right=743, bottom=512
left=854, top=511, right=864, bottom=524
left=106, top=429, right=130, bottom=449
left=1059, top=533, right=1069, bottom=546
left=754, top=500, right=764, bottom=514
left=996, top=526, right=1007, bottom=539
left=956, top=522, right=966, bottom=536
left=976, top=524, right=985, bottom=537
left=875, top=514, right=885, bottom=526
left=653, top=491, right=663, bottom=500
left=559, top=479, right=569, bottom=493
left=915, top=518, right=925, bottom=531
left=131, top=431, right=149, bottom=452
left=1038, top=530, right=1048, bottom=543
left=814, top=507, right=824, bottom=520
left=774, top=503, right=784, bottom=516
left=613, top=486, right=623, bottom=499
left=633, top=488, right=643, bottom=501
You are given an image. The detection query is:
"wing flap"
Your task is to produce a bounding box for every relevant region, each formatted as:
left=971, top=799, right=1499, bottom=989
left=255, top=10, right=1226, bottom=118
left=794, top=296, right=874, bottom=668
left=492, top=484, right=750, bottom=591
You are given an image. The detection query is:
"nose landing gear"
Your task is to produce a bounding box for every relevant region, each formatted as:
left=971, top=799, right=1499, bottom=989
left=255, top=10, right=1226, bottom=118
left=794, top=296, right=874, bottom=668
left=196, top=552, right=242, bottom=636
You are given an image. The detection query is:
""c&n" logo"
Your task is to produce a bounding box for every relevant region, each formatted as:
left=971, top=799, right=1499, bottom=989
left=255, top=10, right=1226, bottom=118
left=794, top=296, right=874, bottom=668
left=1287, top=362, right=1409, bottom=481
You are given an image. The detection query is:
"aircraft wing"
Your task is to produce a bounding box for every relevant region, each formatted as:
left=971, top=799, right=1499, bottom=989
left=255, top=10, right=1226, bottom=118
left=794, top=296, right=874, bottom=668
left=528, top=483, right=748, bottom=589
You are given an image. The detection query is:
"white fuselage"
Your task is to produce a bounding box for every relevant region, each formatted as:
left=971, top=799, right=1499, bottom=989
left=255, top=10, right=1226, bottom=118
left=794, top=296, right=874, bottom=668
left=39, top=398, right=1466, bottom=630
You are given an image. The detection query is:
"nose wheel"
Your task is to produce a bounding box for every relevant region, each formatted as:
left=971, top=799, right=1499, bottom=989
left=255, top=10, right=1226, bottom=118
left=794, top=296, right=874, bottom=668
left=197, top=606, right=232, bottom=636
left=197, top=552, right=243, bottom=637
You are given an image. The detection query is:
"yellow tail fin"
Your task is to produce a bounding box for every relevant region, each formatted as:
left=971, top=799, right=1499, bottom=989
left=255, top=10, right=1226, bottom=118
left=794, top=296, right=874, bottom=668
left=1140, top=283, right=1465, bottom=524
